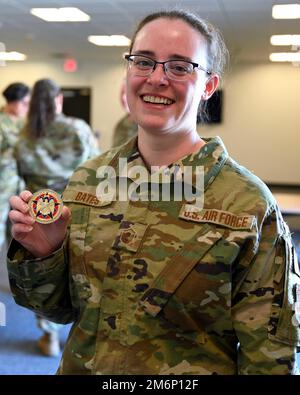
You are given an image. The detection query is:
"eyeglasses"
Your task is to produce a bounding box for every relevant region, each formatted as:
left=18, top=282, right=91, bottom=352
left=124, top=54, right=211, bottom=81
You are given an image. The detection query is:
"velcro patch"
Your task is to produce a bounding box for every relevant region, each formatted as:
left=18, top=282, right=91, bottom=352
left=112, top=221, right=148, bottom=252
left=179, top=205, right=255, bottom=230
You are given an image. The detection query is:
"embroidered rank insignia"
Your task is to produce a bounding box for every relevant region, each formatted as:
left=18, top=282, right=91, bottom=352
left=28, top=189, right=63, bottom=224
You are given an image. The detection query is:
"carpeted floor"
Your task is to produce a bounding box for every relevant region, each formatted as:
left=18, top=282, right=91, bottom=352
left=0, top=228, right=299, bottom=375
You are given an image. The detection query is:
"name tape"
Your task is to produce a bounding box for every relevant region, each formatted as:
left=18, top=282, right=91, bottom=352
left=63, top=190, right=111, bottom=207
left=179, top=205, right=255, bottom=230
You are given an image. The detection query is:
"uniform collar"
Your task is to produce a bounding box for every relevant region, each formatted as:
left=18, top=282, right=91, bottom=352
left=54, top=113, right=67, bottom=122
left=106, top=135, right=228, bottom=191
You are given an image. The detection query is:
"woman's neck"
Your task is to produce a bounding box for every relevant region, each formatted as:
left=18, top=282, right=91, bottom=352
left=137, top=127, right=205, bottom=168
left=3, top=106, right=18, bottom=122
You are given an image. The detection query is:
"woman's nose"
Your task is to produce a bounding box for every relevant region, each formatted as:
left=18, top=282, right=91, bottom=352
left=146, top=64, right=169, bottom=85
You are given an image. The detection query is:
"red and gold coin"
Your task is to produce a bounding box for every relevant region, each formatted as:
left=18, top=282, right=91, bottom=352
left=28, top=189, right=63, bottom=224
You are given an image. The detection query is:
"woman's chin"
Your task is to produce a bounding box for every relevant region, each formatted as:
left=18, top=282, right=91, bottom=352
left=137, top=119, right=174, bottom=135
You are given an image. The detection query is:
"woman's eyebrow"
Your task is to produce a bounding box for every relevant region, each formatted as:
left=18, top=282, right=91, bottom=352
left=169, top=54, right=193, bottom=62
left=132, top=50, right=155, bottom=57
left=131, top=50, right=193, bottom=62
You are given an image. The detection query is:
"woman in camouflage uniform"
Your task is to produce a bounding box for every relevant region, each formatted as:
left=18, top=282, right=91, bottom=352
left=7, top=11, right=300, bottom=374
left=14, top=78, right=99, bottom=357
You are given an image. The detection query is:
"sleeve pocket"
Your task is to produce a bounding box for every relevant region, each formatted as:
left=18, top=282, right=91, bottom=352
left=268, top=234, right=300, bottom=347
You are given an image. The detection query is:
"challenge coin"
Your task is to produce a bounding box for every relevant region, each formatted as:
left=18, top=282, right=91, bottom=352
left=28, top=189, right=63, bottom=224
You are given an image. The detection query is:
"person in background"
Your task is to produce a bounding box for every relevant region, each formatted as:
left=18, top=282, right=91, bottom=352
left=0, top=83, right=30, bottom=251
left=15, top=78, right=100, bottom=357
left=16, top=78, right=100, bottom=194
left=111, top=78, right=137, bottom=147
left=7, top=10, right=300, bottom=374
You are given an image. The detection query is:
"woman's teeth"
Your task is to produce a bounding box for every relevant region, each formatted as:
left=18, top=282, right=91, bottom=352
left=142, top=95, right=173, bottom=105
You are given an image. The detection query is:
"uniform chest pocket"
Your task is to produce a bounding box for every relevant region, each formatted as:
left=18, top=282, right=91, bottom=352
left=69, top=201, right=130, bottom=307
left=139, top=225, right=236, bottom=338
left=67, top=203, right=92, bottom=307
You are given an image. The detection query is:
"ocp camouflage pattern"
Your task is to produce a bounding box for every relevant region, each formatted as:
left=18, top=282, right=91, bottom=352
left=111, top=114, right=137, bottom=148
left=15, top=112, right=100, bottom=334
left=7, top=136, right=300, bottom=374
left=16, top=113, right=100, bottom=192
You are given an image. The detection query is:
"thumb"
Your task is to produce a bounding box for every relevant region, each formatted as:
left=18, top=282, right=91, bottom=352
left=50, top=206, right=72, bottom=238
left=61, top=206, right=72, bottom=222
left=55, top=206, right=72, bottom=229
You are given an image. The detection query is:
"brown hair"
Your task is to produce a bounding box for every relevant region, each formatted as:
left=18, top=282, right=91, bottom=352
left=24, top=78, right=61, bottom=139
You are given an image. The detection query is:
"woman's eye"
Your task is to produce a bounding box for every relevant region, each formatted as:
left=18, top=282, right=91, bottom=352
left=170, top=63, right=189, bottom=73
left=136, top=59, right=152, bottom=67
left=175, top=66, right=187, bottom=72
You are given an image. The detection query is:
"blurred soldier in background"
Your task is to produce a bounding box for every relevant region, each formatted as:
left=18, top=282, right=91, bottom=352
left=17, top=78, right=99, bottom=193
left=15, top=78, right=100, bottom=357
left=111, top=79, right=137, bottom=147
left=0, top=83, right=30, bottom=250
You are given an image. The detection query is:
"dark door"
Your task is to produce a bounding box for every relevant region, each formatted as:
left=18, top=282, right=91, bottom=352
left=61, top=87, right=91, bottom=125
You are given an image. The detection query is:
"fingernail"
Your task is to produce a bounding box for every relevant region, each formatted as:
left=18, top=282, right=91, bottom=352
left=27, top=226, right=33, bottom=231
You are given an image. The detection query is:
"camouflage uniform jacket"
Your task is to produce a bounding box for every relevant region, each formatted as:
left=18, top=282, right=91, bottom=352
left=7, top=136, right=300, bottom=375
left=0, top=110, right=24, bottom=246
left=16, top=113, right=100, bottom=193
left=111, top=114, right=138, bottom=148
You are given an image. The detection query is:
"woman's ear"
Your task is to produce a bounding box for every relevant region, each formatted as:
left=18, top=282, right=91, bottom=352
left=201, top=74, right=219, bottom=100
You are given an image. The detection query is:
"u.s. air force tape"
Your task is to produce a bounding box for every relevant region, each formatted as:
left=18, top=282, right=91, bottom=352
left=179, top=205, right=256, bottom=230
left=28, top=189, right=63, bottom=224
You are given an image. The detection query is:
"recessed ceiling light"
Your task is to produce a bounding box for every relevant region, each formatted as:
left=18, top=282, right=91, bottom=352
left=30, top=7, right=90, bottom=22
left=269, top=52, right=300, bottom=62
left=0, top=51, right=26, bottom=61
left=272, top=4, right=300, bottom=19
left=271, top=35, right=300, bottom=45
left=88, top=35, right=131, bottom=47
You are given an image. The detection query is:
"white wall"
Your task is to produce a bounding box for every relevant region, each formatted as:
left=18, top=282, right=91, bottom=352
left=199, top=63, right=300, bottom=184
left=1, top=60, right=300, bottom=184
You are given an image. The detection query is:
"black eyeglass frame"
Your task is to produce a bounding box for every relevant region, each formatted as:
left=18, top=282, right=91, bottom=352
left=124, top=54, right=212, bottom=77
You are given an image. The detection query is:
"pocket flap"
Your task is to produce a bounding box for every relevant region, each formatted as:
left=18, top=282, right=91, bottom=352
left=139, top=224, right=224, bottom=317
left=268, top=232, right=300, bottom=347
